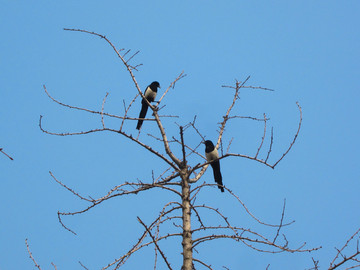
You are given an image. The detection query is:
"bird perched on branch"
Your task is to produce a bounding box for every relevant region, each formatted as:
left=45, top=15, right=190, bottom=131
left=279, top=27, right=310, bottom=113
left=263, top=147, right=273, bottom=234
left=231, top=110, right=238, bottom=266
left=204, top=140, right=224, bottom=192
left=136, top=81, right=160, bottom=130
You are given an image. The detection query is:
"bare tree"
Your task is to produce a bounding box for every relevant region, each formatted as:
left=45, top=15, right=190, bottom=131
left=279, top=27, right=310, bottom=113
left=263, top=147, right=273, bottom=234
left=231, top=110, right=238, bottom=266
left=26, top=28, right=359, bottom=269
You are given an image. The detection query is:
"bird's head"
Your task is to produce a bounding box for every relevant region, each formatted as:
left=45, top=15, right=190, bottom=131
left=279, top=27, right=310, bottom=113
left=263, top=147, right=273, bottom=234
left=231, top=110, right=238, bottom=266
left=204, top=140, right=215, bottom=152
left=204, top=140, right=214, bottom=147
left=150, top=81, right=161, bottom=89
left=204, top=140, right=215, bottom=148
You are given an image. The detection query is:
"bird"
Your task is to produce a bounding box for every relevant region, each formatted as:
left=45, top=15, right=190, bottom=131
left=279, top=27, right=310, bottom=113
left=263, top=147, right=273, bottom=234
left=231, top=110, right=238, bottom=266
left=136, top=81, right=160, bottom=130
left=204, top=140, right=224, bottom=192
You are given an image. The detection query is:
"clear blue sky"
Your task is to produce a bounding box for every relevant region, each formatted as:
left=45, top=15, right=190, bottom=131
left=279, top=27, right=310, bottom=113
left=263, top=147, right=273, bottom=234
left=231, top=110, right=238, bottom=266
left=1, top=1, right=359, bottom=269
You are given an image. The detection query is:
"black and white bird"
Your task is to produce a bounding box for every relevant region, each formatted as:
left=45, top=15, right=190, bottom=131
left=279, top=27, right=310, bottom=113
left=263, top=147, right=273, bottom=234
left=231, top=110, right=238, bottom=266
left=136, top=81, right=160, bottom=130
left=204, top=140, right=224, bottom=192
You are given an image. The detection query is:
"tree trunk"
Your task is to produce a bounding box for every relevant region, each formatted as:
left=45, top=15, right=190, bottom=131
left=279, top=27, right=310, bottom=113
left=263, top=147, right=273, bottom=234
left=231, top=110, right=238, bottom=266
left=181, top=176, right=193, bottom=270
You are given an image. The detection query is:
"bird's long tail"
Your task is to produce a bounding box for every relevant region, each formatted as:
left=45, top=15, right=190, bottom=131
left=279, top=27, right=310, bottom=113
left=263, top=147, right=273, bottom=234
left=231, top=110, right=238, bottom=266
left=136, top=103, right=149, bottom=130
left=210, top=161, right=224, bottom=192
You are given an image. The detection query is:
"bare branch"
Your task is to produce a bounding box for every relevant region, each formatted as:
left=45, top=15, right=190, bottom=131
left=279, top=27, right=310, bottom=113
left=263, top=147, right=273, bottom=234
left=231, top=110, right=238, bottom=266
left=57, top=211, right=77, bottom=235
left=271, top=102, right=302, bottom=168
left=137, top=217, right=173, bottom=270
left=226, top=137, right=234, bottom=154
left=329, top=227, right=360, bottom=270
left=255, top=113, right=267, bottom=159
left=189, top=116, right=206, bottom=142
left=79, top=261, right=90, bottom=270
left=180, top=126, right=186, bottom=166
left=222, top=84, right=275, bottom=92
left=49, top=171, right=92, bottom=202
left=265, top=127, right=274, bottom=163
left=273, top=199, right=287, bottom=243
left=120, top=93, right=139, bottom=130
left=101, top=92, right=109, bottom=128
left=51, top=262, right=58, bottom=270
left=39, top=115, right=178, bottom=169
left=103, top=203, right=183, bottom=269
left=217, top=77, right=251, bottom=147
left=0, top=147, right=13, bottom=160
left=153, top=110, right=182, bottom=167
left=227, top=115, right=270, bottom=121
left=190, top=184, right=294, bottom=228
left=25, top=239, right=42, bottom=270
left=63, top=28, right=143, bottom=93
left=193, top=258, right=214, bottom=269
left=157, top=71, right=186, bottom=105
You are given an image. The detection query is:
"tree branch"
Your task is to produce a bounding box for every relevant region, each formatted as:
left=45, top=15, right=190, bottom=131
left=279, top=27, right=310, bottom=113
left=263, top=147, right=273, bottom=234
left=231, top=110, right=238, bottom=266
left=25, top=239, right=42, bottom=270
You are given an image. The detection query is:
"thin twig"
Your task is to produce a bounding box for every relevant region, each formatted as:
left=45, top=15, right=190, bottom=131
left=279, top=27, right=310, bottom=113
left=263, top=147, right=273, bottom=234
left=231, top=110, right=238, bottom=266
left=79, top=261, right=90, bottom=270
left=0, top=147, right=13, bottom=160
left=273, top=199, right=286, bottom=243
left=137, top=217, right=173, bottom=269
left=271, top=102, right=302, bottom=168
left=101, top=92, right=109, bottom=128
left=255, top=113, right=267, bottom=159
left=25, top=239, right=42, bottom=270
left=265, top=127, right=274, bottom=163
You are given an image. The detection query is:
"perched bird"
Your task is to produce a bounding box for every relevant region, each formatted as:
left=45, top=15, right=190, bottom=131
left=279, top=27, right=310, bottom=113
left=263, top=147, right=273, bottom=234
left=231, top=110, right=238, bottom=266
left=136, top=81, right=160, bottom=130
left=204, top=140, right=224, bottom=192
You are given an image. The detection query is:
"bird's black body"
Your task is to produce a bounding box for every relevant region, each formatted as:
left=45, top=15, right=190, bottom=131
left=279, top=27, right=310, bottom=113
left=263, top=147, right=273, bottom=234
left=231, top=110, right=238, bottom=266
left=204, top=140, right=224, bottom=192
left=136, top=81, right=160, bottom=130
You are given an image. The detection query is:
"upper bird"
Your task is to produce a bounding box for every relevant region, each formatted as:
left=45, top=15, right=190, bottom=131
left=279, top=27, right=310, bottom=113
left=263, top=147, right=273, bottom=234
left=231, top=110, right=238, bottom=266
left=204, top=140, right=224, bottom=192
left=136, top=81, right=160, bottom=130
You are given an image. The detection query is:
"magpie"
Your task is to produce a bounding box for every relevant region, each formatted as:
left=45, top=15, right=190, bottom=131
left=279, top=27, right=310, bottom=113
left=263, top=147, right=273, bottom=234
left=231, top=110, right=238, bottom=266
left=136, top=81, right=160, bottom=130
left=204, top=140, right=224, bottom=192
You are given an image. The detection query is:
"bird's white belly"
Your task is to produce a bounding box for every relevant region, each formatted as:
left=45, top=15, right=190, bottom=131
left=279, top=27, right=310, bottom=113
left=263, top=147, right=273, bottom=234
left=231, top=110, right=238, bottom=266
left=145, top=88, right=157, bottom=100
left=206, top=149, right=219, bottom=161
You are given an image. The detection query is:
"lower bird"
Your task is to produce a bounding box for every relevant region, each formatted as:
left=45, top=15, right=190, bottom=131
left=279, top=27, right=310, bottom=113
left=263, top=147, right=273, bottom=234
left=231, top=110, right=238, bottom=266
left=136, top=81, right=160, bottom=130
left=204, top=140, right=224, bottom=192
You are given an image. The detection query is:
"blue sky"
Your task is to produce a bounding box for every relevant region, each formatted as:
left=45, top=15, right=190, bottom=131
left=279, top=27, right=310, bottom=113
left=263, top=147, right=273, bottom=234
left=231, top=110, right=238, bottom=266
left=1, top=1, right=360, bottom=269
